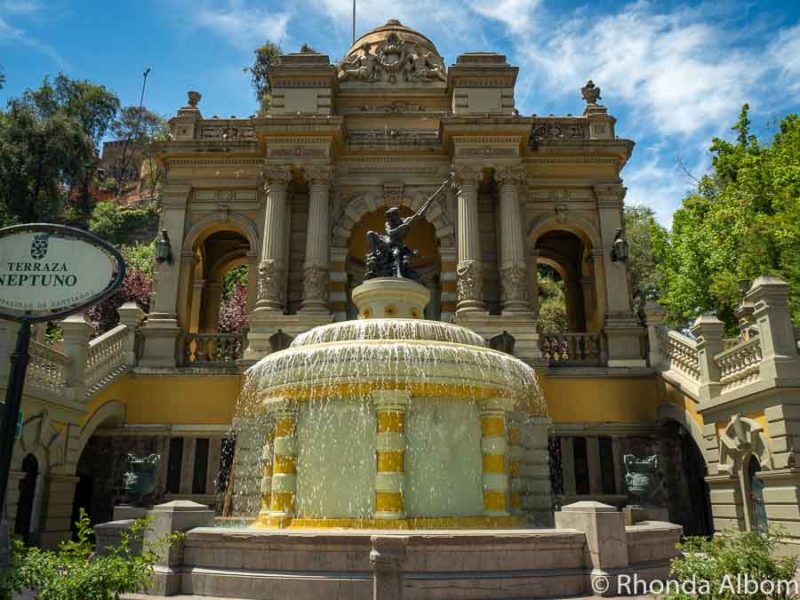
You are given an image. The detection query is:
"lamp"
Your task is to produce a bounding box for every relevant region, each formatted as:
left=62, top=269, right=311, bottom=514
left=610, top=228, right=629, bottom=262
left=155, top=229, right=173, bottom=264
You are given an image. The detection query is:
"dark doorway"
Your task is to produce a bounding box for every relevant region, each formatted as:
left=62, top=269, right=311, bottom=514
left=70, top=474, right=94, bottom=538
left=748, top=457, right=768, bottom=535
left=14, top=454, right=38, bottom=544
left=679, top=426, right=714, bottom=536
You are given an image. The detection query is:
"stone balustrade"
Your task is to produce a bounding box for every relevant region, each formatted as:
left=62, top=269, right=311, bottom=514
left=182, top=332, right=246, bottom=367
left=715, top=336, right=762, bottom=393
left=539, top=332, right=604, bottom=366
left=665, top=330, right=701, bottom=382
left=26, top=342, right=70, bottom=397
left=85, top=324, right=130, bottom=396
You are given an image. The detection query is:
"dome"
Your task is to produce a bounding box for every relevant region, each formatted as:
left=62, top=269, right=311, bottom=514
left=338, top=19, right=446, bottom=85
left=344, top=19, right=441, bottom=61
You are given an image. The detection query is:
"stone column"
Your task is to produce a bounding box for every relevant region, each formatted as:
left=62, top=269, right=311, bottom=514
left=117, top=302, right=144, bottom=367
left=38, top=473, right=79, bottom=548
left=529, top=249, right=541, bottom=316
left=300, top=167, right=332, bottom=314
left=258, top=423, right=275, bottom=524
left=479, top=398, right=510, bottom=516
left=188, top=278, right=205, bottom=333
left=594, top=184, right=645, bottom=367
left=495, top=166, right=530, bottom=314
left=201, top=281, right=223, bottom=331
left=269, top=401, right=299, bottom=522
left=371, top=390, right=410, bottom=520
left=690, top=315, right=724, bottom=402
left=255, top=167, right=292, bottom=312
left=747, top=276, right=800, bottom=382
left=61, top=315, right=93, bottom=398
left=453, top=166, right=486, bottom=314
left=520, top=416, right=553, bottom=526
left=643, top=301, right=666, bottom=369
left=141, top=184, right=190, bottom=368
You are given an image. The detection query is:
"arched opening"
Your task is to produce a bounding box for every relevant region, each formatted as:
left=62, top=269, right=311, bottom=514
left=746, top=455, right=768, bottom=534
left=14, top=454, right=39, bottom=544
left=187, top=230, right=251, bottom=334
left=346, top=206, right=441, bottom=319
left=661, top=420, right=713, bottom=537
left=535, top=230, right=594, bottom=333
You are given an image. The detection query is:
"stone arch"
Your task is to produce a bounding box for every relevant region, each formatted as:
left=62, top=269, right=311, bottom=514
left=184, top=212, right=259, bottom=253
left=331, top=190, right=455, bottom=249
left=14, top=412, right=64, bottom=472
left=527, top=212, right=602, bottom=250
left=75, top=400, right=126, bottom=461
left=656, top=403, right=705, bottom=461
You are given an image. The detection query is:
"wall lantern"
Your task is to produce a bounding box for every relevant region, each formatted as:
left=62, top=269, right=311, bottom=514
left=155, top=229, right=173, bottom=264
left=610, top=228, right=629, bottom=263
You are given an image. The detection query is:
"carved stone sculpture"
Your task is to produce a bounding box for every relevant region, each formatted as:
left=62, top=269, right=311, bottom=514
left=123, top=453, right=160, bottom=507
left=500, top=263, right=528, bottom=304
left=365, top=180, right=449, bottom=280
left=457, top=260, right=483, bottom=302
left=624, top=454, right=658, bottom=505
left=303, top=264, right=328, bottom=302
left=339, top=31, right=446, bottom=85
left=581, top=80, right=601, bottom=105
left=257, top=259, right=285, bottom=306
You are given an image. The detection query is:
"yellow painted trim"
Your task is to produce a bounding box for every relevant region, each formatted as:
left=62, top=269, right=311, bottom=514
left=270, top=492, right=294, bottom=513
left=275, top=419, right=296, bottom=438
left=260, top=493, right=271, bottom=510
left=262, top=465, right=273, bottom=477
left=273, top=456, right=296, bottom=474
left=483, top=491, right=507, bottom=512
left=376, top=491, right=403, bottom=513
left=377, top=412, right=404, bottom=433
left=508, top=427, right=521, bottom=445
left=482, top=454, right=506, bottom=473
left=377, top=451, right=404, bottom=472
left=510, top=461, right=520, bottom=477
left=481, top=416, right=505, bottom=437
left=255, top=515, right=523, bottom=529
left=268, top=381, right=512, bottom=402
left=510, top=491, right=521, bottom=509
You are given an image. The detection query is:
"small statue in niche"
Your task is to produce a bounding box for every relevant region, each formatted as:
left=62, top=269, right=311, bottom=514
left=365, top=179, right=450, bottom=280
left=610, top=228, right=629, bottom=262
left=624, top=454, right=659, bottom=506
left=123, top=453, right=160, bottom=507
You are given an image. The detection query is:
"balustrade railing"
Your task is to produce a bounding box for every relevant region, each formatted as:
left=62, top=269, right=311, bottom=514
left=85, top=324, right=129, bottom=395
left=716, top=337, right=762, bottom=393
left=26, top=341, right=69, bottom=396
left=183, top=333, right=245, bottom=367
left=539, top=332, right=603, bottom=366
left=666, top=330, right=701, bottom=382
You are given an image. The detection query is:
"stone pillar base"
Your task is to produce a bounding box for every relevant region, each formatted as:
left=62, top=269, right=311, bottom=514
left=454, top=313, right=544, bottom=365
left=145, top=500, right=215, bottom=596
left=604, top=316, right=647, bottom=368
left=139, top=317, right=181, bottom=368
left=622, top=505, right=670, bottom=526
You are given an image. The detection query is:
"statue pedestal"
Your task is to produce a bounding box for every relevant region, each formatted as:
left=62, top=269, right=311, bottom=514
left=352, top=278, right=430, bottom=319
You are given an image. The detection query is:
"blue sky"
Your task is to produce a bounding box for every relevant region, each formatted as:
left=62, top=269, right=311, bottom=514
left=1, top=0, right=800, bottom=225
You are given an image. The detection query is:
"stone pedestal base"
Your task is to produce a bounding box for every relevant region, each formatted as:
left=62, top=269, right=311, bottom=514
left=455, top=312, right=543, bottom=366
left=113, top=505, right=149, bottom=520
left=622, top=505, right=670, bottom=526
left=604, top=316, right=647, bottom=368
left=351, top=278, right=430, bottom=319
left=139, top=317, right=181, bottom=368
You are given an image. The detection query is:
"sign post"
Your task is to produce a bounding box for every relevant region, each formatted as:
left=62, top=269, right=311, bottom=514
left=0, top=224, right=125, bottom=525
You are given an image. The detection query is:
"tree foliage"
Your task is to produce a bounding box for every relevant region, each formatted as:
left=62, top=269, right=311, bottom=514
left=108, top=105, right=169, bottom=195
left=246, top=42, right=282, bottom=112
left=0, top=510, right=177, bottom=600
left=656, top=105, right=800, bottom=329
left=624, top=205, right=668, bottom=318
left=537, top=265, right=569, bottom=334
left=89, top=200, right=159, bottom=245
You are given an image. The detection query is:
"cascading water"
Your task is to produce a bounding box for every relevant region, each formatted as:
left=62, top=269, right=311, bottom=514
left=224, top=278, right=550, bottom=528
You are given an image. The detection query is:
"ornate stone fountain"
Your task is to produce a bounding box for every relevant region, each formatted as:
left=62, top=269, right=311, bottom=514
left=229, top=182, right=552, bottom=529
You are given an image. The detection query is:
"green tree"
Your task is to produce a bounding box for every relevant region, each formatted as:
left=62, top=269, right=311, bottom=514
left=89, top=200, right=159, bottom=245
left=537, top=265, right=569, bottom=334
left=624, top=205, right=668, bottom=317
left=109, top=105, right=169, bottom=195
left=246, top=42, right=282, bottom=112
left=656, top=105, right=800, bottom=329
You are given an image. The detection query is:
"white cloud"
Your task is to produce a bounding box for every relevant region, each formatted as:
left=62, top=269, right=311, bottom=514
left=193, top=3, right=291, bottom=51
left=0, top=2, right=66, bottom=66
left=471, top=0, right=542, bottom=36
left=769, top=23, right=800, bottom=94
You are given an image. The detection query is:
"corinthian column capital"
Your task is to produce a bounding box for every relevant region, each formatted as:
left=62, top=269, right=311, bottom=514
left=304, top=166, right=334, bottom=186
left=451, top=165, right=483, bottom=188
left=494, top=165, right=526, bottom=187
left=261, top=165, right=293, bottom=188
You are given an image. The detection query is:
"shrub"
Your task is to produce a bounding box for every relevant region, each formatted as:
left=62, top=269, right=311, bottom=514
left=0, top=509, right=178, bottom=600
left=666, top=529, right=798, bottom=600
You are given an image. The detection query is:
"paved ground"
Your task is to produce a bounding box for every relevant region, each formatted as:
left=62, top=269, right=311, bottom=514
left=120, top=595, right=654, bottom=600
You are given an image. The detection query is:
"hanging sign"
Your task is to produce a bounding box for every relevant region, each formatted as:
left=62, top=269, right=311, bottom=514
left=0, top=223, right=125, bottom=322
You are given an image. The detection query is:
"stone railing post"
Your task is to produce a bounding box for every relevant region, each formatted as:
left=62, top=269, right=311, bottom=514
left=690, top=315, right=725, bottom=401
left=746, top=276, right=800, bottom=382
left=144, top=500, right=215, bottom=596
left=554, top=501, right=629, bottom=597
left=60, top=315, right=93, bottom=395
left=643, top=301, right=666, bottom=369
left=117, top=302, right=144, bottom=367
